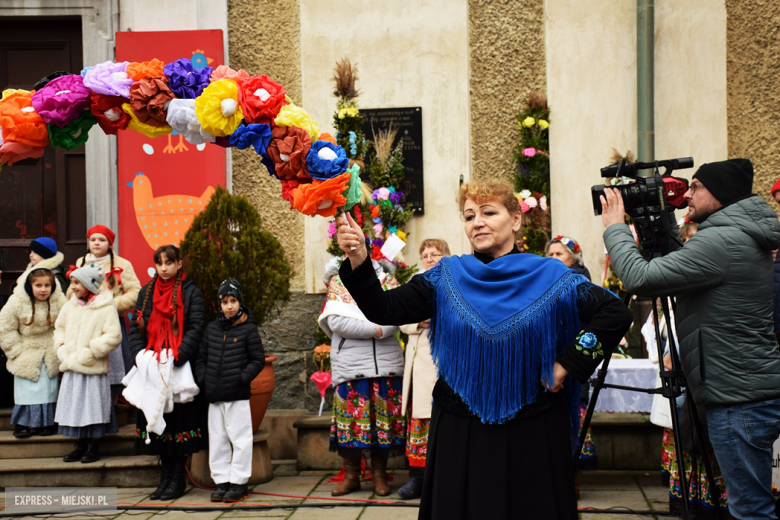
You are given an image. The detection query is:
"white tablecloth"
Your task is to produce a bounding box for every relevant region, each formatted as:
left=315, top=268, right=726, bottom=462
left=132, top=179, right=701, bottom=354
left=588, top=358, right=658, bottom=413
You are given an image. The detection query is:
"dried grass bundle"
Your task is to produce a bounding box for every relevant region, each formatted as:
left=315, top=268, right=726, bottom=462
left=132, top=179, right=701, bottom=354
left=371, top=123, right=398, bottom=167
left=525, top=93, right=548, bottom=113
left=610, top=148, right=635, bottom=164
left=333, top=58, right=360, bottom=99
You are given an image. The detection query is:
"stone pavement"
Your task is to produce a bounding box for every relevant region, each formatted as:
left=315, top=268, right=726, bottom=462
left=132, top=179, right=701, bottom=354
left=0, top=471, right=673, bottom=519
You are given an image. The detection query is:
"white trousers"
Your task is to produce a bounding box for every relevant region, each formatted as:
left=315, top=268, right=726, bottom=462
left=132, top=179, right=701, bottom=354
left=208, top=400, right=253, bottom=485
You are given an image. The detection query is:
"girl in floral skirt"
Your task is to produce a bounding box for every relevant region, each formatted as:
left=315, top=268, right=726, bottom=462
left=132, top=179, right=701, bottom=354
left=318, top=260, right=405, bottom=497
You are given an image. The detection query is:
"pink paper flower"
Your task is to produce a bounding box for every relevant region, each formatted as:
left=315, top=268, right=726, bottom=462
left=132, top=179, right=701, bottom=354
left=525, top=196, right=538, bottom=208
left=520, top=200, right=530, bottom=213
left=376, top=187, right=390, bottom=200
left=522, top=147, right=536, bottom=158
left=540, top=196, right=548, bottom=211
left=373, top=223, right=384, bottom=235
left=32, top=75, right=92, bottom=128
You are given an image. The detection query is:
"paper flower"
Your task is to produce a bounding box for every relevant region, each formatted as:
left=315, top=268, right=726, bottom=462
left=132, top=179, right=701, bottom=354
left=318, top=132, right=337, bottom=145
left=0, top=91, right=49, bottom=147
left=371, top=245, right=383, bottom=260
left=518, top=190, right=531, bottom=199
left=83, top=61, right=134, bottom=98
left=306, top=141, right=349, bottom=181
left=373, top=223, right=384, bottom=235
left=32, top=71, right=71, bottom=91
left=213, top=136, right=234, bottom=148
left=520, top=200, right=530, bottom=213
left=2, top=89, right=30, bottom=100
left=389, top=191, right=404, bottom=204
left=130, top=76, right=175, bottom=128
left=126, top=59, right=165, bottom=81
left=522, top=147, right=536, bottom=158
left=80, top=67, right=93, bottom=78
left=374, top=187, right=390, bottom=200
left=266, top=125, right=311, bottom=181
left=237, top=75, right=289, bottom=125
left=165, top=98, right=216, bottom=145
left=89, top=93, right=131, bottom=135
left=538, top=119, right=549, bottom=130
left=274, top=104, right=320, bottom=141
left=327, top=221, right=338, bottom=239
left=194, top=79, right=244, bottom=137
left=210, top=65, right=250, bottom=82
left=522, top=116, right=536, bottom=128
left=370, top=205, right=380, bottom=218
left=32, top=74, right=91, bottom=128
left=121, top=104, right=172, bottom=138
left=540, top=196, right=547, bottom=211
left=164, top=58, right=212, bottom=99
left=290, top=172, right=350, bottom=217
left=342, top=164, right=362, bottom=210
left=229, top=123, right=272, bottom=154
left=48, top=110, right=97, bottom=151
left=397, top=230, right=407, bottom=241
left=525, top=196, right=538, bottom=208
left=280, top=180, right=302, bottom=209
left=0, top=141, right=44, bottom=165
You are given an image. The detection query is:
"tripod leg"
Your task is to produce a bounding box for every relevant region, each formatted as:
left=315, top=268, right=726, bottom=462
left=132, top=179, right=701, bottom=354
left=686, top=397, right=725, bottom=520
left=572, top=348, right=614, bottom=470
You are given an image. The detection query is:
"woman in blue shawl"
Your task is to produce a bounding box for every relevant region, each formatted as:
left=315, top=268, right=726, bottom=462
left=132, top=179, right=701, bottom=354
left=335, top=179, right=633, bottom=519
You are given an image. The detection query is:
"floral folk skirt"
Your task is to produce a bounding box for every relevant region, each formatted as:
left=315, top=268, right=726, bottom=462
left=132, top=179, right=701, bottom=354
left=577, top=404, right=598, bottom=470
left=407, top=417, right=430, bottom=467
left=662, top=428, right=729, bottom=516
left=135, top=394, right=209, bottom=456
left=329, top=377, right=406, bottom=459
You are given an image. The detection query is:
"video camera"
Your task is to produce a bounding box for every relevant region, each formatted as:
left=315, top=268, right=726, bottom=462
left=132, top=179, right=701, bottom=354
left=591, top=157, right=693, bottom=257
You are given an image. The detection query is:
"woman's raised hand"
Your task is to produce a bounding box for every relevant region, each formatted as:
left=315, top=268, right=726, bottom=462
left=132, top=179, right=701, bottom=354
left=335, top=212, right=367, bottom=269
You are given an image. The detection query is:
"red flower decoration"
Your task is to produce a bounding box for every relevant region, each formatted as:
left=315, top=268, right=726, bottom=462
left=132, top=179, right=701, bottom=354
left=267, top=125, right=312, bottom=181
left=353, top=206, right=364, bottom=226
left=237, top=75, right=289, bottom=125
left=280, top=179, right=303, bottom=209
left=129, top=76, right=175, bottom=128
left=370, top=205, right=380, bottom=218
left=371, top=245, right=383, bottom=260
left=89, top=92, right=130, bottom=135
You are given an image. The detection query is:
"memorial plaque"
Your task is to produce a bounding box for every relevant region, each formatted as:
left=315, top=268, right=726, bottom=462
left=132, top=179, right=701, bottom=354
left=361, top=107, right=424, bottom=215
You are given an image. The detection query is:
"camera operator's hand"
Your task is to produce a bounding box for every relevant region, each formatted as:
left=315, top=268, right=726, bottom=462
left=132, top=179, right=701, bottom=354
left=663, top=353, right=672, bottom=371
left=600, top=188, right=626, bottom=229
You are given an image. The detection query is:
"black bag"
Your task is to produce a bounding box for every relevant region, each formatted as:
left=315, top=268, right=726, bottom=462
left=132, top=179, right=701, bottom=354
left=678, top=395, right=712, bottom=452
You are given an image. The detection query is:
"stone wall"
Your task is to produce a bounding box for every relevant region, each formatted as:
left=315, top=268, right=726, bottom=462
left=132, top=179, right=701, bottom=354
left=468, top=0, right=546, bottom=183
left=228, top=0, right=306, bottom=291
left=726, top=0, right=780, bottom=206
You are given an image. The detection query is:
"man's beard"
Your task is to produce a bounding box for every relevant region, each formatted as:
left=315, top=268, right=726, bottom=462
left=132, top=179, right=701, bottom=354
left=688, top=204, right=719, bottom=224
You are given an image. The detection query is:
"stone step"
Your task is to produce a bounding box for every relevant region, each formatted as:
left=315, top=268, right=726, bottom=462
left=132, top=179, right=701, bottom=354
left=0, top=408, right=11, bottom=431
left=0, top=424, right=137, bottom=459
left=0, top=455, right=160, bottom=487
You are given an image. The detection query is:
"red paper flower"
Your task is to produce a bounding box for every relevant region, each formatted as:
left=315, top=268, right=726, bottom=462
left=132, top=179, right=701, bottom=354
left=237, top=75, right=289, bottom=125
left=371, top=245, right=383, bottom=260
left=129, top=77, right=175, bottom=127
left=267, top=125, right=312, bottom=181
left=89, top=92, right=130, bottom=135
left=280, top=179, right=303, bottom=209
left=370, top=205, right=380, bottom=218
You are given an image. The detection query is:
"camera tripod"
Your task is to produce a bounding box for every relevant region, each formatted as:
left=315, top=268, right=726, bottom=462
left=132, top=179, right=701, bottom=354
left=573, top=292, right=724, bottom=520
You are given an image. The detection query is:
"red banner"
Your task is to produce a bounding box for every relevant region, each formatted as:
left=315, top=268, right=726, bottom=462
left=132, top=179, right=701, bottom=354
left=115, top=30, right=226, bottom=284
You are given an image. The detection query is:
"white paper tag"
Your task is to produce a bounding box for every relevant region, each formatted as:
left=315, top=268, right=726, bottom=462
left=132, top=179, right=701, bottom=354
left=380, top=233, right=406, bottom=261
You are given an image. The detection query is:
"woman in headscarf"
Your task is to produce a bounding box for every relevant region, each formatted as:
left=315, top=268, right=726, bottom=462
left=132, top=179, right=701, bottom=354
left=335, top=179, right=633, bottom=519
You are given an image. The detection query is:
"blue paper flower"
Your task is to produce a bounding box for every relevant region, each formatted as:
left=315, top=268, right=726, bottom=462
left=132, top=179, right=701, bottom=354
left=306, top=141, right=349, bottom=180
left=163, top=58, right=212, bottom=99
left=372, top=217, right=382, bottom=224
left=80, top=67, right=93, bottom=78
left=261, top=153, right=279, bottom=179
left=578, top=332, right=598, bottom=350
left=229, top=123, right=273, bottom=155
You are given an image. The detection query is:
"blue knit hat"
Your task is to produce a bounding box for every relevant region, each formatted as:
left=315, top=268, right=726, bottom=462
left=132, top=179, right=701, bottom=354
left=29, top=237, right=57, bottom=259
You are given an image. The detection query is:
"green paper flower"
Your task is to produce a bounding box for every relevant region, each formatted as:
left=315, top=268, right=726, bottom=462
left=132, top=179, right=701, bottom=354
left=48, top=110, right=97, bottom=151
left=342, top=163, right=362, bottom=210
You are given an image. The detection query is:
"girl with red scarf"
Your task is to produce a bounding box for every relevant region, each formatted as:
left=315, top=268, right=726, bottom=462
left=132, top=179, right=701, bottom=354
left=128, top=245, right=207, bottom=501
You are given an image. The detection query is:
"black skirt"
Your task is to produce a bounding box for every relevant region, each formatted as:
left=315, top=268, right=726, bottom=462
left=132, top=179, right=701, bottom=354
left=418, top=392, right=577, bottom=520
left=134, top=394, right=209, bottom=456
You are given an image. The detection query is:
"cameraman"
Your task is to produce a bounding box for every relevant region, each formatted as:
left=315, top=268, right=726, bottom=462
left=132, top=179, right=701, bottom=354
left=601, top=159, right=780, bottom=519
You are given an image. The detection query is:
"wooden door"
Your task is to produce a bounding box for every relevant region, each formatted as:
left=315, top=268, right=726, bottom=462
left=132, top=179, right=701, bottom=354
left=0, top=17, right=85, bottom=407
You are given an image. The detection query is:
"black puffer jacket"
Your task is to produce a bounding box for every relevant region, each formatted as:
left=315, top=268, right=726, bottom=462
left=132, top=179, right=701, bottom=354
left=193, top=306, right=265, bottom=403
left=128, top=277, right=205, bottom=367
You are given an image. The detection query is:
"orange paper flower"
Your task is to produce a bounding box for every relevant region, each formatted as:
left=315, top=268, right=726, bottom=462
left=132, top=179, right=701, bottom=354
left=126, top=59, right=166, bottom=81
left=291, top=172, right=350, bottom=217
left=0, top=91, right=50, bottom=147
left=318, top=132, right=337, bottom=145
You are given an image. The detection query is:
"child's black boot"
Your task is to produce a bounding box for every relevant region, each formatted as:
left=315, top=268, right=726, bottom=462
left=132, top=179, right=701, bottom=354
left=81, top=439, right=100, bottom=463
left=63, top=439, right=88, bottom=462
left=160, top=456, right=187, bottom=500
left=149, top=456, right=173, bottom=500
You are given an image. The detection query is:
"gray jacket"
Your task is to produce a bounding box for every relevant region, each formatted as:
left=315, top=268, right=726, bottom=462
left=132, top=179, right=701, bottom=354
left=323, top=315, right=403, bottom=387
left=604, top=195, right=780, bottom=406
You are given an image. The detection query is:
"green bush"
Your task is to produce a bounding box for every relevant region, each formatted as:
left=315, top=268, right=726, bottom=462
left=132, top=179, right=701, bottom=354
left=180, top=186, right=293, bottom=324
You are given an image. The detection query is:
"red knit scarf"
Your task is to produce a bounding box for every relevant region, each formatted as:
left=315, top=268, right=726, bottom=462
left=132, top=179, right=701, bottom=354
left=145, top=272, right=186, bottom=360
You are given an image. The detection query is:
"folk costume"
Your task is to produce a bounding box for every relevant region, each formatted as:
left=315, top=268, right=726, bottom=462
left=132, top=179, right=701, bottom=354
left=318, top=265, right=405, bottom=497
left=339, top=247, right=633, bottom=519
left=0, top=267, right=67, bottom=435
left=128, top=271, right=207, bottom=500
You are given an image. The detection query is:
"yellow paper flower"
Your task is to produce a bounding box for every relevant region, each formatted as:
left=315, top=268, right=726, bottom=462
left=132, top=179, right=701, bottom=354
left=522, top=116, right=536, bottom=128
left=337, top=107, right=359, bottom=119
left=194, top=79, right=244, bottom=137
left=538, top=119, right=549, bottom=130
left=397, top=230, right=407, bottom=242
left=121, top=104, right=172, bottom=138
left=2, top=89, right=30, bottom=100
left=274, top=104, right=320, bottom=141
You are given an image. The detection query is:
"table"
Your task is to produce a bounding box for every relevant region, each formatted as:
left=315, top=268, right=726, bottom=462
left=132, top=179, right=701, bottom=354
left=588, top=358, right=658, bottom=413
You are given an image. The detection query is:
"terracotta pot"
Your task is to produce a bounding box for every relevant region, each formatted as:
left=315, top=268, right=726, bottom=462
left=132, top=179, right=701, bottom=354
left=249, top=355, right=276, bottom=432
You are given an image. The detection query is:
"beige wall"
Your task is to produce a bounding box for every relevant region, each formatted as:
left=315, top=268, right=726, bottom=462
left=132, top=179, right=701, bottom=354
left=726, top=0, right=780, bottom=206
left=546, top=0, right=727, bottom=276
left=300, top=0, right=471, bottom=293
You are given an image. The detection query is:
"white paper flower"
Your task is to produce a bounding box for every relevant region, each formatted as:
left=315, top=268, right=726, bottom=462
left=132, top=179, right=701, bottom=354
left=539, top=196, right=547, bottom=211
left=525, top=196, right=538, bottom=208
left=166, top=98, right=216, bottom=145
left=518, top=190, right=532, bottom=199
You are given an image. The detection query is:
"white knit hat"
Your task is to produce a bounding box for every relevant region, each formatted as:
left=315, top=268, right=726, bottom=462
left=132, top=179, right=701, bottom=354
left=71, top=263, right=105, bottom=295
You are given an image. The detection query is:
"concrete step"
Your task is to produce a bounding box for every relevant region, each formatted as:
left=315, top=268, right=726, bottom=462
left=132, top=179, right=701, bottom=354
left=0, top=455, right=160, bottom=487
left=0, top=408, right=11, bottom=431
left=0, top=424, right=137, bottom=459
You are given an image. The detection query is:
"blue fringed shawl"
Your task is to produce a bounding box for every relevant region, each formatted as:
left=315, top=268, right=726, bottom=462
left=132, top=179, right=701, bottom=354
left=424, top=253, right=588, bottom=425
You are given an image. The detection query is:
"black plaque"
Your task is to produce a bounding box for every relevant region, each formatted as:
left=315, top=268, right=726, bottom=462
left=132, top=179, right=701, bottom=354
left=361, top=107, right=424, bottom=215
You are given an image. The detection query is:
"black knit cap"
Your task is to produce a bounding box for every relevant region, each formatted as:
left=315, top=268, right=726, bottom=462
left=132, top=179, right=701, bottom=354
left=218, top=279, right=243, bottom=304
left=692, top=158, right=754, bottom=206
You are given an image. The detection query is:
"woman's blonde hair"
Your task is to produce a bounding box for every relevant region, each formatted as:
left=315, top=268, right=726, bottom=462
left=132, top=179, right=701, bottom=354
left=419, top=239, right=451, bottom=256
left=457, top=179, right=521, bottom=214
